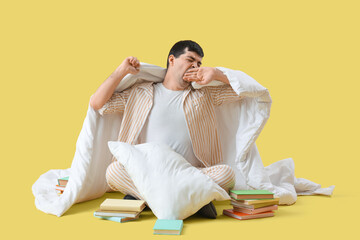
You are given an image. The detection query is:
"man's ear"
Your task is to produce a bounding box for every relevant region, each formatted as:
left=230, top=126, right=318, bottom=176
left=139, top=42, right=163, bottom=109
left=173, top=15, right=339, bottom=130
left=168, top=55, right=175, bottom=67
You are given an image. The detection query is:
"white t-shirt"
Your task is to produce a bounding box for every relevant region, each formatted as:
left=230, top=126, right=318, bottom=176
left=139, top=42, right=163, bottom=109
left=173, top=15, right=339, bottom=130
left=138, top=83, right=204, bottom=167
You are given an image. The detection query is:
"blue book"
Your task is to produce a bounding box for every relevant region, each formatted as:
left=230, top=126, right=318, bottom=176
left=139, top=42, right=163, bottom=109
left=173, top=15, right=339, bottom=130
left=153, top=219, right=183, bottom=235
left=93, top=213, right=138, bottom=223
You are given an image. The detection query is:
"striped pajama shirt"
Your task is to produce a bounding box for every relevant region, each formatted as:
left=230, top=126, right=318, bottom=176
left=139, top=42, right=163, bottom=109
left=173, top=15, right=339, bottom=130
left=97, top=81, right=244, bottom=196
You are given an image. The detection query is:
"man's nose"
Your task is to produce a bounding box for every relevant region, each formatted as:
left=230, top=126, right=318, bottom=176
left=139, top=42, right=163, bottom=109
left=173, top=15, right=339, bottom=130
left=191, top=62, right=197, bottom=68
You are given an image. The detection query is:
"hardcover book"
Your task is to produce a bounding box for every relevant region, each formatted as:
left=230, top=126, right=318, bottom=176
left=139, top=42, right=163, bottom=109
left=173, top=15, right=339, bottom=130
left=153, top=219, right=183, bottom=235
left=232, top=198, right=280, bottom=205
left=223, top=209, right=274, bottom=220
left=233, top=205, right=278, bottom=214
left=57, top=176, right=69, bottom=186
left=93, top=213, right=139, bottom=223
left=94, top=209, right=140, bottom=218
left=231, top=199, right=279, bottom=208
left=55, top=185, right=66, bottom=191
left=100, top=198, right=146, bottom=212
left=230, top=190, right=274, bottom=200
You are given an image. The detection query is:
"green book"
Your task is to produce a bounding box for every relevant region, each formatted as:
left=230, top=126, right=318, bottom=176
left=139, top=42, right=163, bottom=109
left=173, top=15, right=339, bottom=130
left=230, top=190, right=274, bottom=200
left=153, top=219, right=183, bottom=235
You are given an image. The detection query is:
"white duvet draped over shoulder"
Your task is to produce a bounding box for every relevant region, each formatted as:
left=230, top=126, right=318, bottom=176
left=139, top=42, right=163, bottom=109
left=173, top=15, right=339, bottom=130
left=32, top=63, right=334, bottom=217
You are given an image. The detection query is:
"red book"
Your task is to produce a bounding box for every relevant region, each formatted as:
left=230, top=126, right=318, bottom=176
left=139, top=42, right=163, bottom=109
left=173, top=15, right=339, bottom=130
left=223, top=209, right=274, bottom=220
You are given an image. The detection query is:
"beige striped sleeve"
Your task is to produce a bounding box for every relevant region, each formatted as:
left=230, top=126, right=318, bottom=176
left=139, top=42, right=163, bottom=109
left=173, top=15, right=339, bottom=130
left=98, top=89, right=131, bottom=115
left=205, top=85, right=244, bottom=106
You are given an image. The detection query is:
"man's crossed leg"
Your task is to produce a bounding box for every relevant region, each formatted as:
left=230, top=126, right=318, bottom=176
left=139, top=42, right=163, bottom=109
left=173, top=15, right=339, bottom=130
left=105, top=161, right=235, bottom=218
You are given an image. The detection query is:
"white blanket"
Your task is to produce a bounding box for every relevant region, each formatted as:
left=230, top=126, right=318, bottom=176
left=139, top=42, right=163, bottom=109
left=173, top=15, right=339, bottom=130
left=32, top=63, right=335, bottom=217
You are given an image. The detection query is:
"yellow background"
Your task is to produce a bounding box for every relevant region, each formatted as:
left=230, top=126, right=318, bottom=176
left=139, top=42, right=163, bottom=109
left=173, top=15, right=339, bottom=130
left=1, top=0, right=359, bottom=239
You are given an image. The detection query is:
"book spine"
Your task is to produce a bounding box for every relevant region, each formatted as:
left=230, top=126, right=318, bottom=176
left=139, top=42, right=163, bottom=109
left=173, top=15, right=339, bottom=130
left=94, top=214, right=123, bottom=222
left=94, top=212, right=138, bottom=218
left=100, top=206, right=140, bottom=212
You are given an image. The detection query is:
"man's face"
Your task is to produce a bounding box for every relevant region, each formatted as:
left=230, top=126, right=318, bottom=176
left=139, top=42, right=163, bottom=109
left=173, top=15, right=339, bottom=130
left=169, top=48, right=203, bottom=87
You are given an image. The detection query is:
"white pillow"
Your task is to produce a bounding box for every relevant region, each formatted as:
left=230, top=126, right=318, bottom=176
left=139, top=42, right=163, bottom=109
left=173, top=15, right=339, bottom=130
left=107, top=141, right=230, bottom=220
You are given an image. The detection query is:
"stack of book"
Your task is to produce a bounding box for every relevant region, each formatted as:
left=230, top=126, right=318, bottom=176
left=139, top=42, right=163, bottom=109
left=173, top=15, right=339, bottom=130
left=223, top=190, right=279, bottom=220
left=55, top=176, right=69, bottom=195
left=94, top=198, right=146, bottom=223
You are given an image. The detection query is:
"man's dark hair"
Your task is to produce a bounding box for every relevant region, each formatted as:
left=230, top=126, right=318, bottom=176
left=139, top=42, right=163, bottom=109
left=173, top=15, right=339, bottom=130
left=166, top=40, right=204, bottom=69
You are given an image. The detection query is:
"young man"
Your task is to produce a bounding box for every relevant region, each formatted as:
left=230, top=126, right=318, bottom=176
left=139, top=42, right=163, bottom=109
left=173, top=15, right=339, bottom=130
left=90, top=40, right=244, bottom=218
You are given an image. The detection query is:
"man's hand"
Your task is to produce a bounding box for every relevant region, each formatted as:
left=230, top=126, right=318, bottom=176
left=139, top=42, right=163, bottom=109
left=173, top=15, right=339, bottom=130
left=183, top=67, right=230, bottom=85
left=90, top=56, right=140, bottom=110
left=119, top=56, right=140, bottom=75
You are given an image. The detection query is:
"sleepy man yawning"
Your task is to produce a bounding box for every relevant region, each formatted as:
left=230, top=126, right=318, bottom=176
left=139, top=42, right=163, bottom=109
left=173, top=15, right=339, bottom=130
left=90, top=40, right=245, bottom=219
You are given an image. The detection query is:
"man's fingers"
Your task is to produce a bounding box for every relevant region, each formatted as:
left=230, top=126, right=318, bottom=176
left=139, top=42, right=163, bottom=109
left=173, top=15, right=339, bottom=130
left=183, top=76, right=200, bottom=82
left=128, top=56, right=138, bottom=66
left=133, top=61, right=140, bottom=69
left=184, top=72, right=198, bottom=77
left=184, top=71, right=200, bottom=76
left=185, top=68, right=199, bottom=73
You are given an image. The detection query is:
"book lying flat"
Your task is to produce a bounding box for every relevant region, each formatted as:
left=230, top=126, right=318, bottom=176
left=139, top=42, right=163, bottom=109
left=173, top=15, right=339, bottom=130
left=233, top=205, right=278, bottom=214
left=57, top=176, right=69, bottom=186
left=153, top=219, right=183, bottom=235
left=93, top=213, right=139, bottom=223
left=223, top=209, right=274, bottom=220
left=55, top=185, right=66, bottom=191
left=230, top=190, right=274, bottom=200
left=233, top=198, right=280, bottom=205
left=94, top=209, right=140, bottom=218
left=231, top=199, right=279, bottom=209
left=100, top=198, right=146, bottom=212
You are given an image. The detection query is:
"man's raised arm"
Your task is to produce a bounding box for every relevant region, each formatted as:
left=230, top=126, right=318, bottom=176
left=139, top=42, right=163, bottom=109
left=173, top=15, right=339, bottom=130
left=90, top=56, right=140, bottom=110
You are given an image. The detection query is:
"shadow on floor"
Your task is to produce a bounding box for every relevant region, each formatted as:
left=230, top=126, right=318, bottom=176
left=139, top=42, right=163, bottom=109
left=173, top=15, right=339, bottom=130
left=63, top=195, right=234, bottom=222
left=63, top=192, right=126, bottom=216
